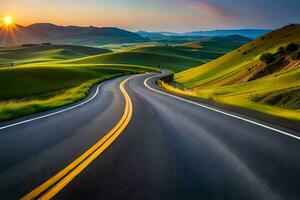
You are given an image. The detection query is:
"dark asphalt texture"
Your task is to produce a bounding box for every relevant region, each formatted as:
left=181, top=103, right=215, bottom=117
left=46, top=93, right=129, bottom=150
left=0, top=73, right=299, bottom=200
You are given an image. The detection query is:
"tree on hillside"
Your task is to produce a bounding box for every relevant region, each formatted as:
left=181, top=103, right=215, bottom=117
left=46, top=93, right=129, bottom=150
left=277, top=46, right=285, bottom=55
left=260, top=53, right=275, bottom=64
left=286, top=43, right=298, bottom=54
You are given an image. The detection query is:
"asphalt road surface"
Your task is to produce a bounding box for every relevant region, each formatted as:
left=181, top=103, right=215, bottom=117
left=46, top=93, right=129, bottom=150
left=0, top=72, right=299, bottom=200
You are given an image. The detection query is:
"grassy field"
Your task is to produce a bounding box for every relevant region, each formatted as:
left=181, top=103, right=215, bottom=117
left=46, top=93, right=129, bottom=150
left=168, top=24, right=300, bottom=121
left=0, top=44, right=112, bottom=66
left=176, top=25, right=300, bottom=86
left=62, top=51, right=203, bottom=72
left=65, top=36, right=247, bottom=72
left=0, top=35, right=248, bottom=122
left=0, top=44, right=156, bottom=121
left=0, top=63, right=156, bottom=121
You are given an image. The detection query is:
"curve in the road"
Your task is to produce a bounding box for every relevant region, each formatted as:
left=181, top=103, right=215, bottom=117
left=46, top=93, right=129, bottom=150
left=2, top=72, right=299, bottom=200
left=21, top=75, right=135, bottom=200
left=144, top=74, right=300, bottom=141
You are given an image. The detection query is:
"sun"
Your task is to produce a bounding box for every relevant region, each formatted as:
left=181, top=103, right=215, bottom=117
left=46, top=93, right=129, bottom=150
left=4, top=16, right=13, bottom=25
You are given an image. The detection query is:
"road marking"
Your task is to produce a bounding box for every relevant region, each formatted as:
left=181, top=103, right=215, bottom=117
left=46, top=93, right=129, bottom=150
left=21, top=76, right=134, bottom=200
left=144, top=74, right=300, bottom=141
left=0, top=83, right=104, bottom=130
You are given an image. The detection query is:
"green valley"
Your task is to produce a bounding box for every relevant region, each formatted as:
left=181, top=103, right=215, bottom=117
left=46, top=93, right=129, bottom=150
left=0, top=33, right=247, bottom=121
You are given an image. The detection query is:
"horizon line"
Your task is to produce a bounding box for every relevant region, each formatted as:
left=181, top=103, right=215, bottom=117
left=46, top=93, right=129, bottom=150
left=4, top=22, right=281, bottom=34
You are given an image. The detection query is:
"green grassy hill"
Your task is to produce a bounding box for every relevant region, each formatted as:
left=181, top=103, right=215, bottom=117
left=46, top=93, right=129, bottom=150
left=62, top=51, right=203, bottom=72
left=171, top=24, right=300, bottom=121
left=0, top=62, right=155, bottom=121
left=0, top=44, right=111, bottom=65
left=176, top=24, right=300, bottom=86
left=64, top=36, right=248, bottom=73
left=0, top=64, right=153, bottom=101
left=129, top=44, right=223, bottom=61
left=0, top=44, right=154, bottom=121
left=129, top=35, right=249, bottom=61
left=0, top=33, right=249, bottom=121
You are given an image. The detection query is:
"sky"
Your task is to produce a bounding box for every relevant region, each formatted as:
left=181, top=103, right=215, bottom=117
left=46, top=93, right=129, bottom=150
left=0, top=0, right=299, bottom=32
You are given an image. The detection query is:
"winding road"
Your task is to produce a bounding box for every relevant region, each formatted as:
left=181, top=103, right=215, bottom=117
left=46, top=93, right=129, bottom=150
left=0, top=72, right=299, bottom=200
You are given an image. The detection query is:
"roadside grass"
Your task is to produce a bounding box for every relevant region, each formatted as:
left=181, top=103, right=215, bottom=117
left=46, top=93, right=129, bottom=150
left=163, top=65, right=300, bottom=121
left=0, top=63, right=157, bottom=122
left=0, top=63, right=154, bottom=100
left=160, top=79, right=300, bottom=121
left=0, top=76, right=115, bottom=122
left=216, top=96, right=300, bottom=122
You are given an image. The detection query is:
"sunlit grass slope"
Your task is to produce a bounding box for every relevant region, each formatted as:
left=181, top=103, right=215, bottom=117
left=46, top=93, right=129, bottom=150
left=129, top=45, right=222, bottom=62
left=62, top=51, right=203, bottom=72
left=176, top=24, right=300, bottom=86
left=171, top=24, right=300, bottom=121
left=0, top=64, right=153, bottom=100
left=0, top=63, right=155, bottom=121
left=64, top=36, right=248, bottom=73
left=0, top=44, right=155, bottom=121
left=0, top=44, right=111, bottom=65
left=0, top=34, right=249, bottom=121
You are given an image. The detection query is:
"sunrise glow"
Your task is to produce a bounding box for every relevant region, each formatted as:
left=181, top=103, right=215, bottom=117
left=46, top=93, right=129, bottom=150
left=3, top=16, right=13, bottom=26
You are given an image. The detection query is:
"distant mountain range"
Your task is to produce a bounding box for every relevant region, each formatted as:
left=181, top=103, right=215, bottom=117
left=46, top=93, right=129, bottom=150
left=0, top=23, right=148, bottom=46
left=0, top=23, right=272, bottom=47
left=137, top=29, right=272, bottom=39
left=209, top=34, right=251, bottom=43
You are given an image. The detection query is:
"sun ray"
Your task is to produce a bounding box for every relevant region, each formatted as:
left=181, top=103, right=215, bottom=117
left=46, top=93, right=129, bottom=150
left=1, top=15, right=17, bottom=46
left=4, top=16, right=13, bottom=26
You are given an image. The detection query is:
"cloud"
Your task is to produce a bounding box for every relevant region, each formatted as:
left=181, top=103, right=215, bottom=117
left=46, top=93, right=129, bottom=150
left=177, top=0, right=300, bottom=28
left=169, top=0, right=241, bottom=29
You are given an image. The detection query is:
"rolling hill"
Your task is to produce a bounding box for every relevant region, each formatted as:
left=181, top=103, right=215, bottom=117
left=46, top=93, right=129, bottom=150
left=63, top=35, right=249, bottom=72
left=62, top=51, right=203, bottom=72
left=176, top=24, right=300, bottom=86
left=0, top=29, right=253, bottom=121
left=0, top=44, right=111, bottom=65
left=137, top=29, right=271, bottom=38
left=0, top=62, right=155, bottom=121
left=0, top=43, right=155, bottom=121
left=170, top=24, right=300, bottom=121
left=183, top=29, right=271, bottom=38
left=0, top=23, right=148, bottom=46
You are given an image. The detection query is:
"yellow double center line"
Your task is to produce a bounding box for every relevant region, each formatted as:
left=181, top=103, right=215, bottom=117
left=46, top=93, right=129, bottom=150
left=21, top=76, right=134, bottom=200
